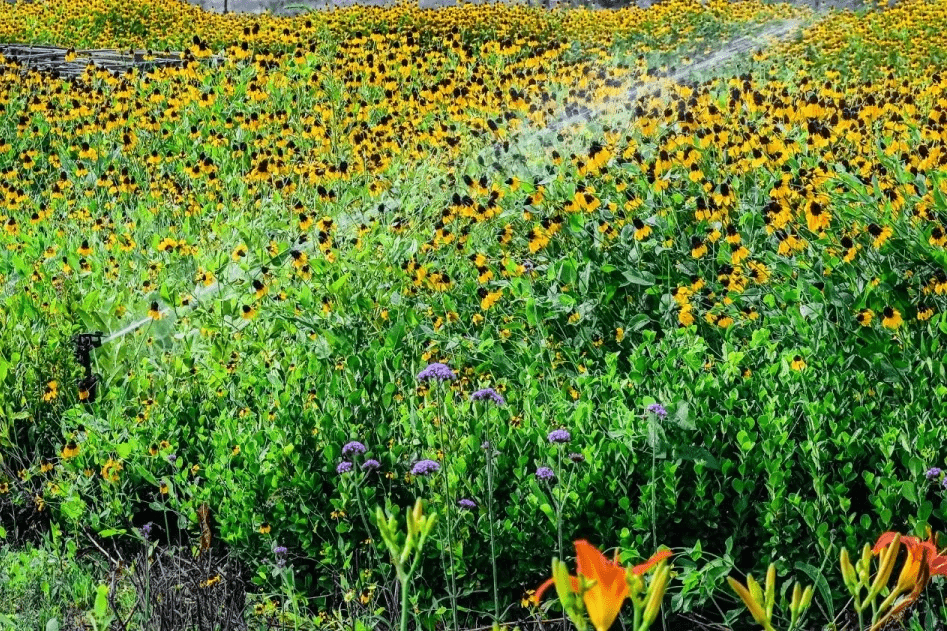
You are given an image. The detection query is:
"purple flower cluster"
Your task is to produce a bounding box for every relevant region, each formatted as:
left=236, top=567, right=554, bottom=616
left=274, top=545, right=287, bottom=568
left=548, top=429, right=571, bottom=444
left=337, top=461, right=353, bottom=474
left=167, top=453, right=177, bottom=464
left=569, top=452, right=585, bottom=463
left=417, top=363, right=456, bottom=382
left=141, top=522, right=153, bottom=541
left=471, top=388, right=505, bottom=406
left=647, top=403, right=668, bottom=418
left=342, top=441, right=367, bottom=457
left=412, top=459, right=441, bottom=476
left=536, top=466, right=555, bottom=482
left=926, top=467, right=942, bottom=480
left=361, top=459, right=381, bottom=471
left=458, top=498, right=477, bottom=510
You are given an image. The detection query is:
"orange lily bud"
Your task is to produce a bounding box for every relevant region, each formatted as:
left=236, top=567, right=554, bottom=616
left=868, top=534, right=900, bottom=601
left=764, top=564, right=776, bottom=620
left=840, top=548, right=858, bottom=592
left=747, top=574, right=765, bottom=610
left=790, top=583, right=802, bottom=613
left=801, top=585, right=814, bottom=608
left=727, top=577, right=774, bottom=631
left=859, top=543, right=872, bottom=585
left=642, top=563, right=670, bottom=628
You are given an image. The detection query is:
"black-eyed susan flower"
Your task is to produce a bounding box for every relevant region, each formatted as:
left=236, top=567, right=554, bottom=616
left=791, top=355, right=806, bottom=371
left=101, top=458, right=123, bottom=483
left=632, top=218, right=651, bottom=241
left=856, top=309, right=874, bottom=327
left=42, top=380, right=58, bottom=402
left=882, top=307, right=902, bottom=329
left=61, top=441, right=80, bottom=459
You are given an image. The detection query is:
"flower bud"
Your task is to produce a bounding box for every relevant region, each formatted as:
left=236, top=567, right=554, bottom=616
left=747, top=574, right=765, bottom=610
left=801, top=585, right=814, bottom=608
left=764, top=564, right=776, bottom=620
left=840, top=548, right=858, bottom=592
left=642, top=564, right=670, bottom=627
left=868, top=535, right=900, bottom=601
left=790, top=582, right=802, bottom=615
left=728, top=577, right=769, bottom=627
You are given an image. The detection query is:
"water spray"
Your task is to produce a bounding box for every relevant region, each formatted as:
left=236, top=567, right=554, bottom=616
left=476, top=15, right=819, bottom=173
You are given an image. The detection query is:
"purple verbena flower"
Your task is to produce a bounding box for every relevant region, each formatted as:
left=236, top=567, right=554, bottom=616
left=471, top=388, right=505, bottom=406
left=274, top=545, right=288, bottom=556
left=141, top=522, right=153, bottom=541
left=167, top=453, right=177, bottom=464
left=342, top=441, right=367, bottom=457
left=926, top=467, right=942, bottom=480
left=337, top=461, right=353, bottom=474
left=417, top=363, right=456, bottom=382
left=942, top=477, right=947, bottom=490
left=535, top=466, right=555, bottom=482
left=569, top=452, right=585, bottom=463
left=411, top=459, right=441, bottom=476
left=548, top=429, right=571, bottom=444
left=361, top=458, right=381, bottom=471
left=458, top=498, right=477, bottom=510
left=647, top=403, right=668, bottom=418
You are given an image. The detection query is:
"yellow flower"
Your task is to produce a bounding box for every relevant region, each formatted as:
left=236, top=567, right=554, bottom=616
left=43, top=381, right=58, bottom=402
left=882, top=307, right=902, bottom=329
left=856, top=309, right=874, bottom=327
left=615, top=327, right=625, bottom=342
left=790, top=355, right=806, bottom=371
left=101, top=458, right=123, bottom=483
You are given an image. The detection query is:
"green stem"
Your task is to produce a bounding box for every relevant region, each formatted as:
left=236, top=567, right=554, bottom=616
left=438, top=387, right=459, bottom=631
left=400, top=576, right=410, bottom=631
left=352, top=473, right=377, bottom=562
left=651, top=414, right=657, bottom=548
left=484, top=413, right=499, bottom=623
left=556, top=448, right=564, bottom=563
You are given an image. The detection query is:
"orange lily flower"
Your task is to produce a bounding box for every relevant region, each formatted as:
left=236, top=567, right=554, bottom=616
left=873, top=530, right=947, bottom=585
left=531, top=540, right=672, bottom=631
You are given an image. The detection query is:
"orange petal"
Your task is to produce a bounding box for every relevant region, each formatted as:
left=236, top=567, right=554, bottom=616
left=632, top=548, right=673, bottom=575
left=930, top=555, right=947, bottom=576
left=531, top=575, right=580, bottom=606
left=873, top=531, right=900, bottom=554
left=576, top=541, right=627, bottom=588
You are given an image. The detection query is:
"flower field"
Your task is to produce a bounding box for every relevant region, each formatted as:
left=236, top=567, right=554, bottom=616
left=2, top=0, right=947, bottom=628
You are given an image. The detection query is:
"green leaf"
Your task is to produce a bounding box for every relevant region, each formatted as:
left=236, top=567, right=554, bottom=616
left=794, top=561, right=835, bottom=622
left=94, top=584, right=110, bottom=619
left=622, top=270, right=656, bottom=286
left=98, top=528, right=126, bottom=538
left=115, top=441, right=136, bottom=459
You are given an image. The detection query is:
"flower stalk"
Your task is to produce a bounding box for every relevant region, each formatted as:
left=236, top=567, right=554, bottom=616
left=375, top=499, right=437, bottom=631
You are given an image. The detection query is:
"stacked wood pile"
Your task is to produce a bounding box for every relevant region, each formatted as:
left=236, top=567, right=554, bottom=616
left=0, top=43, right=221, bottom=78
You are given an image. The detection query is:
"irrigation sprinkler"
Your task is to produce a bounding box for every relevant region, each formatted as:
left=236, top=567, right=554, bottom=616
left=72, top=331, right=104, bottom=403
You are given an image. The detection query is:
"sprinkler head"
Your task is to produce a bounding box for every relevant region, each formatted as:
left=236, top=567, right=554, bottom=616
left=73, top=332, right=103, bottom=403
left=73, top=331, right=103, bottom=368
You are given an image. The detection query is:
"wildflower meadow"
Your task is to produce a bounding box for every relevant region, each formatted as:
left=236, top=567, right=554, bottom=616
left=1, top=0, right=947, bottom=628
